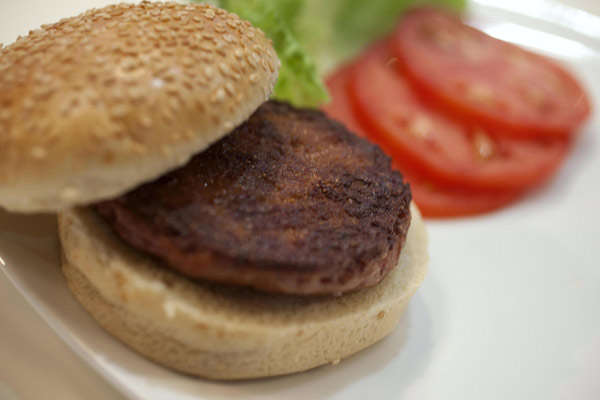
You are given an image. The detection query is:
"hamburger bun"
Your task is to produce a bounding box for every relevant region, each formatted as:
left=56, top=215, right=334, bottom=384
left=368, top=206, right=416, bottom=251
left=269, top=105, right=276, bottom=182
left=0, top=2, right=279, bottom=213
left=58, top=203, right=428, bottom=380
left=1, top=1, right=429, bottom=381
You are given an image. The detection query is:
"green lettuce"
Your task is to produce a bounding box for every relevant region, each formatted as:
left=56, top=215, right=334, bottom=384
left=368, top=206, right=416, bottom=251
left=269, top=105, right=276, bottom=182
left=201, top=0, right=466, bottom=107
left=297, top=0, right=467, bottom=74
left=204, top=0, right=327, bottom=108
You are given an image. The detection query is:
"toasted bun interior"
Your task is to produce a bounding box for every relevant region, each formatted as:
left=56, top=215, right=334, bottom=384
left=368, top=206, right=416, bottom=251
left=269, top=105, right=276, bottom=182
left=58, top=203, right=428, bottom=380
left=0, top=2, right=279, bottom=213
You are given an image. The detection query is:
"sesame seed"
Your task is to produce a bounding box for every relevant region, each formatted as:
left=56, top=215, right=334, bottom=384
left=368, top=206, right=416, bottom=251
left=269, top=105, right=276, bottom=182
left=246, top=51, right=258, bottom=67
left=30, top=146, right=47, bottom=160
left=109, top=8, right=125, bottom=17
left=204, top=9, right=215, bottom=19
left=180, top=57, right=194, bottom=67
left=194, top=98, right=205, bottom=111
left=161, top=107, right=175, bottom=123
left=111, top=104, right=129, bottom=119
left=215, top=22, right=226, bottom=33
left=165, top=83, right=180, bottom=96
left=22, top=97, right=35, bottom=110
left=129, top=140, right=147, bottom=154
left=210, top=87, right=226, bottom=103
left=138, top=114, right=152, bottom=128
left=218, top=62, right=230, bottom=77
left=31, top=86, right=52, bottom=100
left=151, top=78, right=165, bottom=88
left=214, top=41, right=227, bottom=56
left=193, top=75, right=208, bottom=88
left=0, top=1, right=279, bottom=181
left=201, top=32, right=215, bottom=42
left=223, top=34, right=236, bottom=44
left=235, top=93, right=244, bottom=104
left=224, top=82, right=235, bottom=95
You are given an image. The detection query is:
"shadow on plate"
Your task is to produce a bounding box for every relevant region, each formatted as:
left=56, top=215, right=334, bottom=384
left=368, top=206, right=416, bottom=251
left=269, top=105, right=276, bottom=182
left=0, top=210, right=59, bottom=264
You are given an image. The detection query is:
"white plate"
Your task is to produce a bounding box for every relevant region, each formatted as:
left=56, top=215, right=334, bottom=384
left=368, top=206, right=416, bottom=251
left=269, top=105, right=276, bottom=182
left=1, top=1, right=600, bottom=399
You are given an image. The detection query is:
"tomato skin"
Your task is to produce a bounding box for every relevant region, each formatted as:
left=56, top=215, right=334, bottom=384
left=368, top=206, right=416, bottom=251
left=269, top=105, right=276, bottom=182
left=391, top=7, right=591, bottom=138
left=323, top=62, right=524, bottom=218
left=393, top=158, right=523, bottom=218
left=322, top=10, right=585, bottom=217
left=348, top=41, right=570, bottom=192
left=322, top=63, right=367, bottom=138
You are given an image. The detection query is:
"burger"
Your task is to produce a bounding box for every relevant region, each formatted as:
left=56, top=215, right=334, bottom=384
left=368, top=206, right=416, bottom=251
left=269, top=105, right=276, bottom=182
left=0, top=2, right=428, bottom=379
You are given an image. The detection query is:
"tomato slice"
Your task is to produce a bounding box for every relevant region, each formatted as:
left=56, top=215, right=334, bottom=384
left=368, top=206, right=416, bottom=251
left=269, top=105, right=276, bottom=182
left=391, top=7, right=590, bottom=138
left=323, top=63, right=523, bottom=218
left=349, top=41, right=569, bottom=191
left=395, top=158, right=522, bottom=218
left=322, top=62, right=367, bottom=138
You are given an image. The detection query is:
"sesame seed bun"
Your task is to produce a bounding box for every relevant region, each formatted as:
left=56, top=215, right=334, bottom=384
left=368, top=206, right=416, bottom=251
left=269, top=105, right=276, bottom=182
left=0, top=2, right=279, bottom=213
left=58, top=203, right=428, bottom=380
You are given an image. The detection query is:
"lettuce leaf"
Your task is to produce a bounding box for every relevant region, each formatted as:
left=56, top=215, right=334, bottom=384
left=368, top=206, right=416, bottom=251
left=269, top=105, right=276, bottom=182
left=206, top=0, right=328, bottom=108
left=298, top=0, right=466, bottom=74
left=203, top=0, right=466, bottom=107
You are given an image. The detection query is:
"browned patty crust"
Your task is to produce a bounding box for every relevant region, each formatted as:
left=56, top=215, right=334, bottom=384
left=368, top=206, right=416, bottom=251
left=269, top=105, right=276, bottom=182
left=94, top=101, right=412, bottom=295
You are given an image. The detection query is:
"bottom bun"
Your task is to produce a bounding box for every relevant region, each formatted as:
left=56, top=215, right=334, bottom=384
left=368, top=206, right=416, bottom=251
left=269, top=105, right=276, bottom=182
left=58, top=203, right=428, bottom=380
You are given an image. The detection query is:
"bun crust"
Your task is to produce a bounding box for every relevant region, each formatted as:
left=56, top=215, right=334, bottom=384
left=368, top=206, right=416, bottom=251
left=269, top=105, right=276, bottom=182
left=0, top=2, right=279, bottom=213
left=58, top=204, right=428, bottom=380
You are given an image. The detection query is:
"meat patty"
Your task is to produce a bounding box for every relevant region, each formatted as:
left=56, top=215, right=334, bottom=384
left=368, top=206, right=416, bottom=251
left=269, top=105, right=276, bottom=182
left=94, top=101, right=412, bottom=295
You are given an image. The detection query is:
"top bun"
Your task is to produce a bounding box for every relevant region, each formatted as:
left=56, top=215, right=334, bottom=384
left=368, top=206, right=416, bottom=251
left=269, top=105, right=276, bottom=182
left=0, top=1, right=279, bottom=213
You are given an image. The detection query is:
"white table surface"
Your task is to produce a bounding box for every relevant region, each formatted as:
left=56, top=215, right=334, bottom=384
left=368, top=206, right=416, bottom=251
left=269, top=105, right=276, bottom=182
left=1, top=1, right=599, bottom=400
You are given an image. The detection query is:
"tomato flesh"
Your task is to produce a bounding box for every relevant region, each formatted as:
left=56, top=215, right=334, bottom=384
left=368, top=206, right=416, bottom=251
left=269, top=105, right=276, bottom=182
left=391, top=7, right=590, bottom=138
left=321, top=8, right=586, bottom=217
left=323, top=62, right=523, bottom=218
left=395, top=158, right=523, bottom=218
left=349, top=41, right=569, bottom=191
left=322, top=63, right=367, bottom=138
